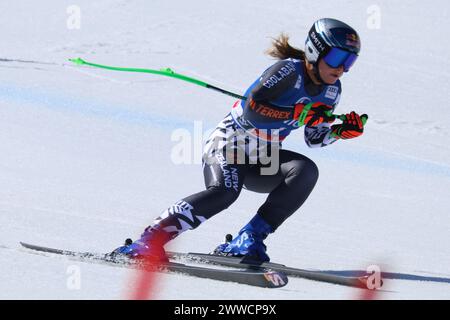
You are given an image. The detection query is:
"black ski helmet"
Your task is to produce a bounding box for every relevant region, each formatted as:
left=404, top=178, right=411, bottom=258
left=305, top=18, right=361, bottom=68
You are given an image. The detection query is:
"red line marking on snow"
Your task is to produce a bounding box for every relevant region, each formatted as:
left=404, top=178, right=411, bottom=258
left=354, top=263, right=384, bottom=300
left=357, top=287, right=379, bottom=300
left=127, top=234, right=167, bottom=300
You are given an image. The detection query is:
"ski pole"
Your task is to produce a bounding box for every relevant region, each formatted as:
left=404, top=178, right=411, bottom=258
left=297, top=103, right=368, bottom=126
left=326, top=111, right=368, bottom=125
left=69, top=57, right=245, bottom=100
left=69, top=57, right=368, bottom=126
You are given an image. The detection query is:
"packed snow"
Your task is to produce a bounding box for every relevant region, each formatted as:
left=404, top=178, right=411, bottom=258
left=1, top=0, right=449, bottom=299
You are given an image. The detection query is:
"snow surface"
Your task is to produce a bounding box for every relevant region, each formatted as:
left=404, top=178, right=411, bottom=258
left=1, top=0, right=449, bottom=299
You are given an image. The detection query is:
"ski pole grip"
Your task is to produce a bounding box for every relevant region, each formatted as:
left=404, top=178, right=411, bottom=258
left=360, top=114, right=368, bottom=125
left=297, top=102, right=314, bottom=126
left=326, top=112, right=369, bottom=126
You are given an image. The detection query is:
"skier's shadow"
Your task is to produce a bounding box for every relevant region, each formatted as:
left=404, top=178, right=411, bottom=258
left=238, top=256, right=450, bottom=284
left=320, top=270, right=450, bottom=284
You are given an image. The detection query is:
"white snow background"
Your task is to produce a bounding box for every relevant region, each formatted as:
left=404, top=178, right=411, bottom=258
left=0, top=0, right=449, bottom=299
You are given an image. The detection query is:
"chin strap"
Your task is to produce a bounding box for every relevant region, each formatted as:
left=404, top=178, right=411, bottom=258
left=304, top=59, right=323, bottom=85
left=311, top=63, right=324, bottom=84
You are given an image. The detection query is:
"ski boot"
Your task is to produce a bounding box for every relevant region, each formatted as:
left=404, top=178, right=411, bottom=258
left=110, top=226, right=171, bottom=262
left=211, top=234, right=233, bottom=254
left=214, top=214, right=273, bottom=262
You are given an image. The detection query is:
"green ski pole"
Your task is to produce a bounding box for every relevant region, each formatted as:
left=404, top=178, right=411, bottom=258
left=69, top=57, right=368, bottom=126
left=69, top=57, right=245, bottom=100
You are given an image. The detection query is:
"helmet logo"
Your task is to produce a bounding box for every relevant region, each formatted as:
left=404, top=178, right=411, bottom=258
left=310, top=31, right=325, bottom=52
left=346, top=33, right=360, bottom=48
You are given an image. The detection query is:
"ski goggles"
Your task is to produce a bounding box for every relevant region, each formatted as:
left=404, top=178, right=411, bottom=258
left=323, top=47, right=358, bottom=72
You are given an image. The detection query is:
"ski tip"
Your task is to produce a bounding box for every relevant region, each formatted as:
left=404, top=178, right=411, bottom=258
left=20, top=242, right=41, bottom=250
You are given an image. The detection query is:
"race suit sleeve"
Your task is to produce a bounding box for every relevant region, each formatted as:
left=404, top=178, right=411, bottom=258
left=304, top=123, right=338, bottom=148
left=249, top=60, right=298, bottom=104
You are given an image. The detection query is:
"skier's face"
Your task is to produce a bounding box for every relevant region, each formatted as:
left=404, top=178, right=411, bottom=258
left=318, top=59, right=344, bottom=85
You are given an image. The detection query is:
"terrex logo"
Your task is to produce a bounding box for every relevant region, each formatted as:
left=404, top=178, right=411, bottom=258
left=310, top=31, right=325, bottom=51
left=249, top=102, right=292, bottom=120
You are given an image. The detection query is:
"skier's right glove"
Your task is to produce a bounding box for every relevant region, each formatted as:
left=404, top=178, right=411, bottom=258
left=330, top=111, right=364, bottom=139
left=295, top=102, right=335, bottom=127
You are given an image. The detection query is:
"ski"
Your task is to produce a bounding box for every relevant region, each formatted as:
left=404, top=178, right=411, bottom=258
left=167, top=251, right=380, bottom=289
left=19, top=242, right=288, bottom=289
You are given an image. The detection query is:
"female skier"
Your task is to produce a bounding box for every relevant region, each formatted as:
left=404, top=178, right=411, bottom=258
left=113, top=18, right=365, bottom=262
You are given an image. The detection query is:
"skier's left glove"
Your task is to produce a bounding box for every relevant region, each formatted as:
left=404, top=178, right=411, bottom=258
left=331, top=111, right=364, bottom=139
